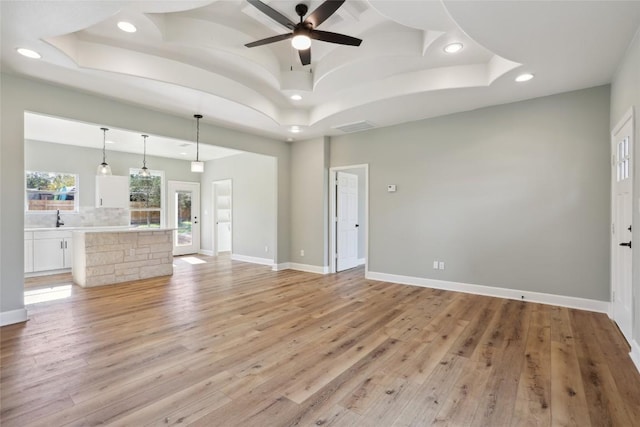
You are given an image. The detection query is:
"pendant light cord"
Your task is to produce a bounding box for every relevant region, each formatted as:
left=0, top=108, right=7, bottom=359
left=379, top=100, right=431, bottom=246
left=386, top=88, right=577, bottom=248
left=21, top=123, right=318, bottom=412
left=101, top=127, right=108, bottom=163
left=194, top=114, right=203, bottom=162
left=142, top=134, right=148, bottom=168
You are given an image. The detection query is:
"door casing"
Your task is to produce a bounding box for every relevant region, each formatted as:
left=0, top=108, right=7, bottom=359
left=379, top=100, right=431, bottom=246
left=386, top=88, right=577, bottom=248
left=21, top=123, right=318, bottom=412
left=610, top=107, right=634, bottom=345
left=329, top=164, right=368, bottom=274
left=168, top=180, right=201, bottom=256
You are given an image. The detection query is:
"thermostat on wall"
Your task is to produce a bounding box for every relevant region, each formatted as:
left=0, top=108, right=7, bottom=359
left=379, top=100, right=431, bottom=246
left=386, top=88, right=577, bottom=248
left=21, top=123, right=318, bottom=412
left=387, top=184, right=397, bottom=192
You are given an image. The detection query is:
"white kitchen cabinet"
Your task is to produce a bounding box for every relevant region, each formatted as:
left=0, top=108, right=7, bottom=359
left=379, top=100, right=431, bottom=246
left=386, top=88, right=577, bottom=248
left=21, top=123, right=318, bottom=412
left=96, top=175, right=129, bottom=208
left=33, top=230, right=73, bottom=272
left=24, top=232, right=34, bottom=273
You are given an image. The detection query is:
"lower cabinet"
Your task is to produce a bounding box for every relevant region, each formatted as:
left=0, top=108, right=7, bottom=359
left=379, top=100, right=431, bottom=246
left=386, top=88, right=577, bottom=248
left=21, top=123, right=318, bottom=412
left=24, top=232, right=34, bottom=273
left=32, top=231, right=73, bottom=272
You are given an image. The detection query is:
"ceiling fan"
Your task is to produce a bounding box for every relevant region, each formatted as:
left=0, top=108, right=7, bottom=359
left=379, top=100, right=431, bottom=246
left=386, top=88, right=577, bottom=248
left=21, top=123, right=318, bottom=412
left=245, top=0, right=362, bottom=66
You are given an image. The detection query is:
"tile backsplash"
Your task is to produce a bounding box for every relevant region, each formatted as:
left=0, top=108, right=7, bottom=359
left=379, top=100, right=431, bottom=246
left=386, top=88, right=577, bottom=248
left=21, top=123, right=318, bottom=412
left=25, top=207, right=130, bottom=228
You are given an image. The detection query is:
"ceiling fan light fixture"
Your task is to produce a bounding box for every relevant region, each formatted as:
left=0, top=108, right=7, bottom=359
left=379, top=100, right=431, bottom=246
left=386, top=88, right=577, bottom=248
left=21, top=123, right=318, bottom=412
left=117, top=21, right=137, bottom=33
left=444, top=42, right=463, bottom=54
left=290, top=94, right=303, bottom=101
left=515, top=73, right=534, bottom=82
left=290, top=125, right=301, bottom=133
left=292, top=34, right=311, bottom=50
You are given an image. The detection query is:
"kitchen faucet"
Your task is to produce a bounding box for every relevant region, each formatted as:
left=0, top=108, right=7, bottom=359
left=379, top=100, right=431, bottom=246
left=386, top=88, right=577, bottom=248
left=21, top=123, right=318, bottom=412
left=56, top=210, right=64, bottom=228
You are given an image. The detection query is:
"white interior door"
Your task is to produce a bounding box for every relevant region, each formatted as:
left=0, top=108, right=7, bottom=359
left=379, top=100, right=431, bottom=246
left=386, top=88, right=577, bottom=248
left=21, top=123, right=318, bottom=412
left=336, top=171, right=359, bottom=271
left=611, top=110, right=634, bottom=344
left=168, top=181, right=200, bottom=256
left=213, top=180, right=232, bottom=254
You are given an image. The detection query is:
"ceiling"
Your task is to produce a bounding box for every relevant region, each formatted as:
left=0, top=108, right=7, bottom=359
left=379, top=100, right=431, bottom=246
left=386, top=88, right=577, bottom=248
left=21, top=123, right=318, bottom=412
left=3, top=1, right=640, bottom=143
left=24, top=112, right=243, bottom=161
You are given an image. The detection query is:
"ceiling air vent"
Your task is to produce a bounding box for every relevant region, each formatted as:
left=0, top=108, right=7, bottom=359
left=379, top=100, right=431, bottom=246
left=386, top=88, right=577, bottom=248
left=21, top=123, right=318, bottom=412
left=333, top=120, right=375, bottom=133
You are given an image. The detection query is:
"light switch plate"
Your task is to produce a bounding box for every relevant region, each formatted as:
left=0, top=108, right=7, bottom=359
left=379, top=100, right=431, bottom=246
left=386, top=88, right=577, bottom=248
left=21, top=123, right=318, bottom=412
left=387, top=184, right=397, bottom=192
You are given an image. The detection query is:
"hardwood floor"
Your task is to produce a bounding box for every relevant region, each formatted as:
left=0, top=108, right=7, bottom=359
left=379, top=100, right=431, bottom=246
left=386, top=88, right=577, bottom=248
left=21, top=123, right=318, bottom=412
left=3, top=255, right=640, bottom=426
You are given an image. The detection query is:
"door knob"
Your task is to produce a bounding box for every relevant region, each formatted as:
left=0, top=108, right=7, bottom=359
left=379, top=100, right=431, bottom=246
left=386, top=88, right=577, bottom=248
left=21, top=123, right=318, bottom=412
left=619, top=241, right=632, bottom=248
left=628, top=225, right=632, bottom=232
left=355, top=224, right=359, bottom=228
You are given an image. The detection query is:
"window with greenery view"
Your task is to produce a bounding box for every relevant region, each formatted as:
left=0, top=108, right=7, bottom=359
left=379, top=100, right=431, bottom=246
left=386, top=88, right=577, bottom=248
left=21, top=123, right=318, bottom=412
left=26, top=171, right=78, bottom=212
left=130, top=169, right=163, bottom=228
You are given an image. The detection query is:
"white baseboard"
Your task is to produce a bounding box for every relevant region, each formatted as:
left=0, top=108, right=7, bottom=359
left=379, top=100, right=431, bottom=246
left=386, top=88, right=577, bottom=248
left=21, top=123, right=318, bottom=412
left=358, top=258, right=366, bottom=266
left=230, top=253, right=274, bottom=266
left=25, top=268, right=71, bottom=278
left=272, top=262, right=291, bottom=271
left=291, top=263, right=330, bottom=274
left=199, top=249, right=214, bottom=256
left=631, top=340, right=640, bottom=374
left=0, top=308, right=28, bottom=327
left=366, top=271, right=610, bottom=314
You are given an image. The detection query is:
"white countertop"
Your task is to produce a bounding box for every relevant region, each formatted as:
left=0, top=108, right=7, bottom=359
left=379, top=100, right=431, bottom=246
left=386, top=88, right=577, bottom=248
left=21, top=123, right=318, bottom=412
left=26, top=226, right=175, bottom=233
left=76, top=227, right=176, bottom=233
left=25, top=226, right=130, bottom=232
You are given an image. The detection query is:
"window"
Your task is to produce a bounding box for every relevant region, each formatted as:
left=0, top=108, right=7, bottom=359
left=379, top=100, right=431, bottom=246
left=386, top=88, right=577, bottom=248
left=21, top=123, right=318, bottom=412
left=129, top=169, right=164, bottom=228
left=616, top=136, right=630, bottom=182
left=25, top=171, right=78, bottom=212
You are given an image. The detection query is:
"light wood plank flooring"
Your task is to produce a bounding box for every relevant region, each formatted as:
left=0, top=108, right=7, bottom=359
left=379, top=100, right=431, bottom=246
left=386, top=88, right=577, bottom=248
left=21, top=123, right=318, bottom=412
left=2, top=255, right=640, bottom=426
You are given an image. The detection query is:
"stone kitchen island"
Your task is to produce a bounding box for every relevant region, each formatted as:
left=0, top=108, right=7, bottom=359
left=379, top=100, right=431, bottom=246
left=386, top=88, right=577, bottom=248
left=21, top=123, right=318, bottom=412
left=72, top=228, right=174, bottom=287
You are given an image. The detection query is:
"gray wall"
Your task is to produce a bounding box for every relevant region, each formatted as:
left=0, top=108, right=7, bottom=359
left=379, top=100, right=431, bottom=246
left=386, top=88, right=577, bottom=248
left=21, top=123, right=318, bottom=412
left=611, top=27, right=640, bottom=346
left=331, top=86, right=612, bottom=301
left=290, top=137, right=330, bottom=267
left=0, top=73, right=290, bottom=320
left=200, top=152, right=277, bottom=260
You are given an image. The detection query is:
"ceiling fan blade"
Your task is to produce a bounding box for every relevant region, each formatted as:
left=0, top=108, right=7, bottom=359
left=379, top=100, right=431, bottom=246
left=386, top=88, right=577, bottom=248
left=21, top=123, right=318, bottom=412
left=245, top=33, right=293, bottom=48
left=299, top=48, right=311, bottom=66
left=306, top=0, right=345, bottom=28
left=247, top=0, right=296, bottom=30
left=311, top=30, right=362, bottom=46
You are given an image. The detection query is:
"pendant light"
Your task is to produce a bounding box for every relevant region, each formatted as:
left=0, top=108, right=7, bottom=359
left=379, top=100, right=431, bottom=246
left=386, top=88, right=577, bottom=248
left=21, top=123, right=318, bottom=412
left=97, top=127, right=112, bottom=175
left=139, top=134, right=151, bottom=177
left=191, top=114, right=204, bottom=173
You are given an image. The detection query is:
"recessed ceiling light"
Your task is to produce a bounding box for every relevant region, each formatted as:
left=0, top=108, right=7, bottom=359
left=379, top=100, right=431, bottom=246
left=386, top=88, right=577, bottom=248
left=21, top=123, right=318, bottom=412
left=16, top=48, right=41, bottom=59
left=290, top=126, right=301, bottom=133
left=117, top=21, right=137, bottom=33
left=515, top=73, right=534, bottom=82
left=105, top=140, right=115, bottom=144
left=443, top=43, right=463, bottom=54
left=290, top=94, right=302, bottom=101
left=180, top=152, right=188, bottom=155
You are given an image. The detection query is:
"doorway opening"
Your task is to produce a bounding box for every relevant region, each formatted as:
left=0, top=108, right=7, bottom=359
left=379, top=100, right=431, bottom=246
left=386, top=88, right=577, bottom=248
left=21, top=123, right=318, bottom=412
left=329, top=165, right=368, bottom=273
left=168, top=181, right=201, bottom=256
left=212, top=179, right=233, bottom=255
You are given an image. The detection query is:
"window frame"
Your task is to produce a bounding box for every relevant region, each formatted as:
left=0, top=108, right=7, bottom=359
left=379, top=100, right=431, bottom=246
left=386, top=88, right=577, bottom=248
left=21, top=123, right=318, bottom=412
left=129, top=168, right=165, bottom=228
left=25, top=170, right=79, bottom=213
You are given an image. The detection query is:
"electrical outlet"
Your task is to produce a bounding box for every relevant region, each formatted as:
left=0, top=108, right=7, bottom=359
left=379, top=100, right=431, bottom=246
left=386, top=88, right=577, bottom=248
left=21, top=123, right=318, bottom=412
left=438, top=261, right=445, bottom=270
left=300, top=249, right=305, bottom=257
left=433, top=261, right=438, bottom=269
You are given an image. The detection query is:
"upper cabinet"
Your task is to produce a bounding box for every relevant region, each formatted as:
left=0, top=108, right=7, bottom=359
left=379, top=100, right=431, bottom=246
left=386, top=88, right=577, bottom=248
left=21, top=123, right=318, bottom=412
left=96, top=176, right=129, bottom=208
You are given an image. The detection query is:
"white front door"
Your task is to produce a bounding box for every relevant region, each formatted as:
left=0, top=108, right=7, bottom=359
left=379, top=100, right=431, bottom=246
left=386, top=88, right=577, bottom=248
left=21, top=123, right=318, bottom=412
left=611, top=109, right=634, bottom=344
left=212, top=179, right=232, bottom=254
left=168, top=181, right=201, bottom=256
left=336, top=171, right=359, bottom=271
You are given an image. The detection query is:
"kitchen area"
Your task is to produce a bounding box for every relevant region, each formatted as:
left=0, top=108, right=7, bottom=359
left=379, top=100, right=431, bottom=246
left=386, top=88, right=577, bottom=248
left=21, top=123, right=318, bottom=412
left=24, top=173, right=174, bottom=289
left=22, top=113, right=210, bottom=294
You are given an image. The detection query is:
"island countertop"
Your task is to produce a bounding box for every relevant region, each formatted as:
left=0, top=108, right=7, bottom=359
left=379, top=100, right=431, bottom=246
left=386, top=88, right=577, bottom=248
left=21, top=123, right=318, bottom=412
left=72, top=228, right=174, bottom=287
